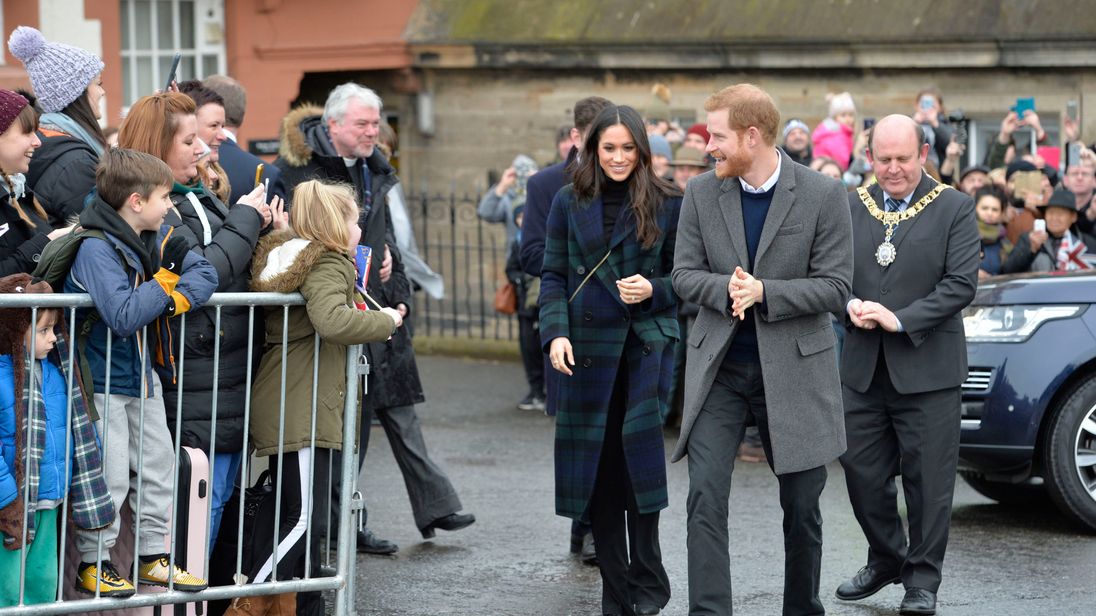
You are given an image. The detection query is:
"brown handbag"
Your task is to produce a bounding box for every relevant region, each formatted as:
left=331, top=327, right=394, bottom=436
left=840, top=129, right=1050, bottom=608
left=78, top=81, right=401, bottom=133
left=494, top=280, right=518, bottom=314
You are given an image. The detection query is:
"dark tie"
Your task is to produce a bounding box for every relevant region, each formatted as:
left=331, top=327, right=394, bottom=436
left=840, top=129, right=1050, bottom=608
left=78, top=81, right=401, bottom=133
left=885, top=197, right=903, bottom=213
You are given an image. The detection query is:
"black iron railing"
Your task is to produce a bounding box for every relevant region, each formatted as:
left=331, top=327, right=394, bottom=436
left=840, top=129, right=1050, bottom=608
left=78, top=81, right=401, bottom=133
left=409, top=190, right=518, bottom=341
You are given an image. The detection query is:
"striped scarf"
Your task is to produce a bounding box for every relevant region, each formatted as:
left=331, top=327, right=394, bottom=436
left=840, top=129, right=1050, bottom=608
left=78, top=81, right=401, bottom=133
left=10, top=332, right=114, bottom=543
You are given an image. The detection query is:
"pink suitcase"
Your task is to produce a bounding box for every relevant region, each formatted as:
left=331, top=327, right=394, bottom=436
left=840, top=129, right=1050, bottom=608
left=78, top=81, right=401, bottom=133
left=63, top=446, right=210, bottom=616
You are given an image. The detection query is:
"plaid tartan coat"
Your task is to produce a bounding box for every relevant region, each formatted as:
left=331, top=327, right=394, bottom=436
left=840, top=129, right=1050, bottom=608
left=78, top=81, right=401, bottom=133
left=540, top=185, right=681, bottom=520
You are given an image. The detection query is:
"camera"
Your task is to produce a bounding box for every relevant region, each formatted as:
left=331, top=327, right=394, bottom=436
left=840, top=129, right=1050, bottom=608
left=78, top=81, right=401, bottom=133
left=947, top=109, right=969, bottom=146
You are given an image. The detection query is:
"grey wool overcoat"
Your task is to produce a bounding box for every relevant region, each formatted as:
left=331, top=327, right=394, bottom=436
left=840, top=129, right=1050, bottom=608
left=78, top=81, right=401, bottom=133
left=671, top=150, right=854, bottom=474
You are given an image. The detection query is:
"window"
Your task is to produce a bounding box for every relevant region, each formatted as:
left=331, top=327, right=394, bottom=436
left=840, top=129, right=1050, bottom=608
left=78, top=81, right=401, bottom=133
left=119, top=0, right=225, bottom=106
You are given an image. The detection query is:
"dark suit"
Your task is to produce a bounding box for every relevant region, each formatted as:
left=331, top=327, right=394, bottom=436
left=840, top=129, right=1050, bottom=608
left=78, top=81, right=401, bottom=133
left=840, top=173, right=979, bottom=593
left=219, top=136, right=287, bottom=207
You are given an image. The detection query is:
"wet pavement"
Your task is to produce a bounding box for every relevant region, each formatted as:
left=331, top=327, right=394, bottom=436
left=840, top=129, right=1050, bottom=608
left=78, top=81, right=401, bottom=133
left=354, top=355, right=1096, bottom=615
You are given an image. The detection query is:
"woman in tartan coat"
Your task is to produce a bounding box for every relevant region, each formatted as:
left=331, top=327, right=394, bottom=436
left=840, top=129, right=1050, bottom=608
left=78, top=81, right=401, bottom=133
left=540, top=105, right=681, bottom=616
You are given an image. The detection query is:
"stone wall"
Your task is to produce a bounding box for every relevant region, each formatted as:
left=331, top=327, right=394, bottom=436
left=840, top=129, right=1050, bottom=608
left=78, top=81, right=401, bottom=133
left=395, top=66, right=1096, bottom=195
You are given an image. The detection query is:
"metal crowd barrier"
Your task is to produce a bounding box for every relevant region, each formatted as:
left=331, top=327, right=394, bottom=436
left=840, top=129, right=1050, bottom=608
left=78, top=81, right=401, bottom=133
left=0, top=292, right=366, bottom=615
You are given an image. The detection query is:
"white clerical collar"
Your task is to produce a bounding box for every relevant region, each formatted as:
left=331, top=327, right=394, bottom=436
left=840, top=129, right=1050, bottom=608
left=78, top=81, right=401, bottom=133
left=739, top=151, right=781, bottom=194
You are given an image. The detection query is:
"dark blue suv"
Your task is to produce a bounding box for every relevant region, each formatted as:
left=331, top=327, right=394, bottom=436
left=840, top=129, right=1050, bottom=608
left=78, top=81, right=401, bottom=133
left=960, top=270, right=1096, bottom=530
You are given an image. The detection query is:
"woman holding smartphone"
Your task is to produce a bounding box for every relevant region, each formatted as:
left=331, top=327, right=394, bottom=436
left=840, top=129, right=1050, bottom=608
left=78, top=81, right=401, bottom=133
left=540, top=105, right=681, bottom=616
left=118, top=92, right=287, bottom=547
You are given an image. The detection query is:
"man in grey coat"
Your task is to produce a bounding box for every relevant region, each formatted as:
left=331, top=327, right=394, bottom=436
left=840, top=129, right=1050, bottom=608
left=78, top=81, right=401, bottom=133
left=672, top=84, right=853, bottom=615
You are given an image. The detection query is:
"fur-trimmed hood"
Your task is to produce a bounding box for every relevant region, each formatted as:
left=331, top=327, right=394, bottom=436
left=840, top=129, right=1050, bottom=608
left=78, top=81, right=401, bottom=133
left=277, top=104, right=327, bottom=168
left=275, top=103, right=398, bottom=184
left=250, top=230, right=334, bottom=293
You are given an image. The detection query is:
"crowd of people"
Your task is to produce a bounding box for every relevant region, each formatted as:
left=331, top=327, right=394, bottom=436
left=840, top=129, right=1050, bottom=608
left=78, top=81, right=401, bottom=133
left=479, top=83, right=1092, bottom=616
left=1, top=21, right=1095, bottom=616
left=0, top=27, right=472, bottom=616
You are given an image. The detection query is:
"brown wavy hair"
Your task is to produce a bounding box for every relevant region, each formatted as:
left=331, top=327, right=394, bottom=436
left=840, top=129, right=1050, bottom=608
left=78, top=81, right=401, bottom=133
left=2, top=103, right=49, bottom=225
left=569, top=105, right=679, bottom=249
left=117, top=92, right=196, bottom=162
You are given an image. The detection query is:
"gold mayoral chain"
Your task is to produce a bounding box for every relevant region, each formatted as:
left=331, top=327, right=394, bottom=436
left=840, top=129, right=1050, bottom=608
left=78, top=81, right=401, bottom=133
left=857, top=183, right=950, bottom=267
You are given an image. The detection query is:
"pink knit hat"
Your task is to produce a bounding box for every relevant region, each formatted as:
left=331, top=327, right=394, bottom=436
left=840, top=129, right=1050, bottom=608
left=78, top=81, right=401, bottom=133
left=0, top=89, right=29, bottom=134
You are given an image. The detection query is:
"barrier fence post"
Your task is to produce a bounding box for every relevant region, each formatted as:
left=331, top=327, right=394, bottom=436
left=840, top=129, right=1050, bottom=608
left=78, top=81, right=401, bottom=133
left=334, top=345, right=366, bottom=615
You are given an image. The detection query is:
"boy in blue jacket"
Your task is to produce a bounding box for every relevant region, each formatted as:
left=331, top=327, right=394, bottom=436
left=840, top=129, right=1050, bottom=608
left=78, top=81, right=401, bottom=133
left=67, top=149, right=217, bottom=596
left=0, top=274, right=114, bottom=606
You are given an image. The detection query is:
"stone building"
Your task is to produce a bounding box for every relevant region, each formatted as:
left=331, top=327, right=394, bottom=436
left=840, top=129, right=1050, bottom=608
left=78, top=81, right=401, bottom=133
left=397, top=0, right=1096, bottom=193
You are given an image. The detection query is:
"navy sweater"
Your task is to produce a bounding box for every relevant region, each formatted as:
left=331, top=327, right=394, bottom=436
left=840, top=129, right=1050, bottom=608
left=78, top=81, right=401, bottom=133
left=723, top=184, right=775, bottom=365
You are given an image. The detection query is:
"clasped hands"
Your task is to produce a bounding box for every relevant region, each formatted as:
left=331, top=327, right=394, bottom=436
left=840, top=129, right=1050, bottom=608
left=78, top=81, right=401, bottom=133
left=847, top=298, right=900, bottom=332
left=728, top=267, right=763, bottom=321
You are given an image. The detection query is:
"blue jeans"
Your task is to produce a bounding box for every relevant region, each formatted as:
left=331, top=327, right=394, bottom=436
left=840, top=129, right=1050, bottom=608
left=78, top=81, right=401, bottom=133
left=209, top=450, right=243, bottom=550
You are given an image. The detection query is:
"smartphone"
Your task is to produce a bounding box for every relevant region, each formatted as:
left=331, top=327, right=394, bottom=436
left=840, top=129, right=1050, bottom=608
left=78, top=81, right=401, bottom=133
left=164, top=52, right=182, bottom=91
left=1014, top=97, right=1036, bottom=116
left=1068, top=143, right=1082, bottom=167
left=1033, top=219, right=1046, bottom=233
left=919, top=96, right=935, bottom=111
left=954, top=123, right=968, bottom=146
left=863, top=117, right=876, bottom=131
left=254, top=163, right=265, bottom=187
left=1067, top=100, right=1080, bottom=124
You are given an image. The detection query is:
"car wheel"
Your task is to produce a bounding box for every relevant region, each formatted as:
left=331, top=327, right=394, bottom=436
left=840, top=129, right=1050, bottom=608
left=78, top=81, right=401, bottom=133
left=958, top=470, right=1045, bottom=505
left=1042, top=378, right=1096, bottom=532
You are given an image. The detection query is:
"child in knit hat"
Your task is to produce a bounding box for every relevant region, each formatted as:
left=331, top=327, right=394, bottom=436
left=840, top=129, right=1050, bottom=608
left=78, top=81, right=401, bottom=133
left=811, top=91, right=857, bottom=172
left=8, top=25, right=108, bottom=227
left=0, top=273, right=114, bottom=607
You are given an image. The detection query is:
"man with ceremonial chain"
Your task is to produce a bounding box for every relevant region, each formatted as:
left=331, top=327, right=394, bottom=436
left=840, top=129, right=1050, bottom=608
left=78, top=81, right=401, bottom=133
left=835, top=115, right=979, bottom=616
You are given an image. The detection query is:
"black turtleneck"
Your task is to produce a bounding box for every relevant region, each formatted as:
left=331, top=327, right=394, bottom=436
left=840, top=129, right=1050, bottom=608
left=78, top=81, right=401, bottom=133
left=602, top=177, right=629, bottom=241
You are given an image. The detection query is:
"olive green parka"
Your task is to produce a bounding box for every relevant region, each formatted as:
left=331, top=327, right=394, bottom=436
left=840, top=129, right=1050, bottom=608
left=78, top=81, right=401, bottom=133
left=248, top=231, right=396, bottom=456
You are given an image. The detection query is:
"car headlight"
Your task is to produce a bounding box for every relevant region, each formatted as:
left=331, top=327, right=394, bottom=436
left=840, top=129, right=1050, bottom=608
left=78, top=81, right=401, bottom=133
left=963, top=305, right=1085, bottom=342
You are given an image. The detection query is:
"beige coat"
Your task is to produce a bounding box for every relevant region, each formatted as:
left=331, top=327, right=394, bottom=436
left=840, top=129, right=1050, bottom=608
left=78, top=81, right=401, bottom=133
left=248, top=231, right=396, bottom=456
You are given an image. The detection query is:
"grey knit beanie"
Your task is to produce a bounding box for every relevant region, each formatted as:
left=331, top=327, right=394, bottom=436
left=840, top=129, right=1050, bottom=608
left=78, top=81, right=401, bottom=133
left=8, top=26, right=103, bottom=114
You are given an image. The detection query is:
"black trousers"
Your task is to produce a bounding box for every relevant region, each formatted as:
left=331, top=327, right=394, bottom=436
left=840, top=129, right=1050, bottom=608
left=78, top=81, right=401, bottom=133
left=332, top=394, right=462, bottom=532
left=248, top=448, right=331, bottom=584
left=839, top=354, right=960, bottom=593
left=361, top=400, right=462, bottom=530
left=518, top=313, right=545, bottom=396
left=589, top=355, right=670, bottom=616
left=686, top=361, right=827, bottom=616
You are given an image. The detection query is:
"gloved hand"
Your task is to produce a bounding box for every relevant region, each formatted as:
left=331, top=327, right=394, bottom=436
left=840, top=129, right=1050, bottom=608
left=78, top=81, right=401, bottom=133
left=155, top=235, right=193, bottom=317
left=160, top=235, right=190, bottom=275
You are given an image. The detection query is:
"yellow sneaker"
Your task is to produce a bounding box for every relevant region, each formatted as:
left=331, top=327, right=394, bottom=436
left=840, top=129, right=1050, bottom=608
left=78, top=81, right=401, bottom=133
left=137, top=556, right=208, bottom=592
left=75, top=561, right=136, bottom=597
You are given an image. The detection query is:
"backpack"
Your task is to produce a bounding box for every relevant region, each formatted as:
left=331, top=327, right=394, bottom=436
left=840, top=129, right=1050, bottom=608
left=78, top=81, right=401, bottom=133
left=32, top=227, right=124, bottom=421
left=32, top=226, right=109, bottom=293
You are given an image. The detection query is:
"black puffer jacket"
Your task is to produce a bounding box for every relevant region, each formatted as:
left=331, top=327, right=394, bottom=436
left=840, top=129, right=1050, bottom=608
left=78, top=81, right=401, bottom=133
left=26, top=129, right=99, bottom=227
left=157, top=185, right=264, bottom=452
left=368, top=246, right=424, bottom=410
left=0, top=185, right=51, bottom=277
left=274, top=105, right=410, bottom=407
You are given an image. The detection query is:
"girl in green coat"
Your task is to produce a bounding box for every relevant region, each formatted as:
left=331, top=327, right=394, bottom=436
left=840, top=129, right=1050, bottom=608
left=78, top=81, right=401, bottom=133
left=239, top=180, right=401, bottom=613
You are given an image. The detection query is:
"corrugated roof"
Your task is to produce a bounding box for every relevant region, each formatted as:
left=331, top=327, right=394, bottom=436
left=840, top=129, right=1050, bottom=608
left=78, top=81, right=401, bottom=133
left=405, top=0, right=1096, bottom=45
